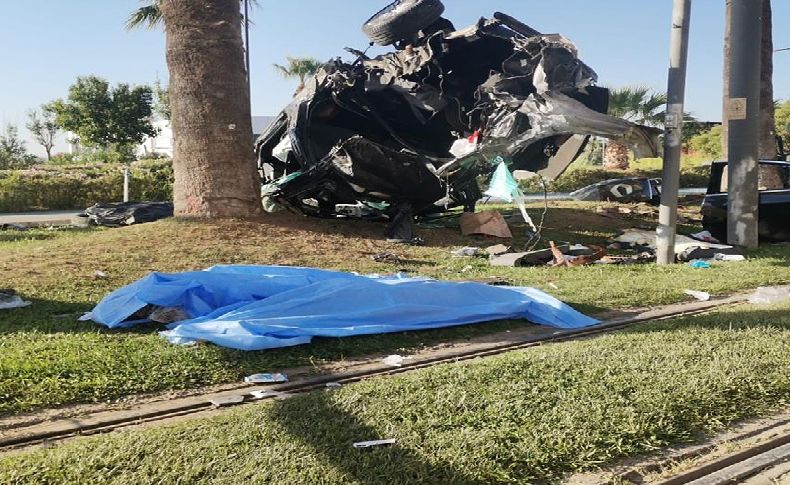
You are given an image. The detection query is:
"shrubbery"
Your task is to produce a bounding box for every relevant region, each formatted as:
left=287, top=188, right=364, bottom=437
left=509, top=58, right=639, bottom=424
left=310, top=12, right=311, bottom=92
left=0, top=160, right=173, bottom=212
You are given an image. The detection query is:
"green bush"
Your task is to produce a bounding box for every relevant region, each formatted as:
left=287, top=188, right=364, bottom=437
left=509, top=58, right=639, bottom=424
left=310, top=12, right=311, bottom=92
left=0, top=160, right=173, bottom=212
left=520, top=165, right=710, bottom=193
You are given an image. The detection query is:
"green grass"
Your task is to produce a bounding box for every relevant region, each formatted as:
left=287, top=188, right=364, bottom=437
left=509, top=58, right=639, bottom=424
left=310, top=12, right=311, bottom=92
left=2, top=302, right=790, bottom=484
left=1, top=203, right=789, bottom=416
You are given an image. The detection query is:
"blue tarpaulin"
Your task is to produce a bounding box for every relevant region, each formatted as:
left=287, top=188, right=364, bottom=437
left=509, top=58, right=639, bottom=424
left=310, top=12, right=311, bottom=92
left=86, top=265, right=598, bottom=351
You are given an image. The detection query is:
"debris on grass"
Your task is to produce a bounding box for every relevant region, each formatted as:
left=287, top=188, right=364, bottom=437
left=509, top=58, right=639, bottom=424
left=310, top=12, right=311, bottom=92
left=208, top=395, right=245, bottom=407
left=93, top=270, right=109, bottom=280
left=688, top=260, right=712, bottom=269
left=0, top=289, right=31, bottom=310
left=371, top=252, right=403, bottom=264
left=249, top=390, right=283, bottom=400
left=451, top=247, right=480, bottom=258
left=459, top=211, right=513, bottom=239
left=747, top=287, right=790, bottom=305
left=244, top=373, right=289, bottom=384
left=353, top=439, right=397, bottom=449
left=0, top=223, right=28, bottom=231
left=684, top=290, right=712, bottom=302
left=382, top=355, right=408, bottom=367
left=485, top=244, right=510, bottom=256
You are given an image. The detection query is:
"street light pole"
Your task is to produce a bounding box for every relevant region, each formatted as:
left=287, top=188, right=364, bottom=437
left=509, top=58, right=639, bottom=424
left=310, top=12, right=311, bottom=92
left=657, top=0, right=692, bottom=265
left=726, top=0, right=762, bottom=249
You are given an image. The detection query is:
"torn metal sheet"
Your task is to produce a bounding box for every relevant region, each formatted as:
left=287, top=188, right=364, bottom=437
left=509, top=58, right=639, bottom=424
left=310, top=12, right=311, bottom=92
left=255, top=3, right=659, bottom=230
left=459, top=211, right=513, bottom=238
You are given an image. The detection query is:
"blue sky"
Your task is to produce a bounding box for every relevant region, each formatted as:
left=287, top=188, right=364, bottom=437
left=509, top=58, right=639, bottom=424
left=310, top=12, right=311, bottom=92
left=2, top=1, right=788, bottom=156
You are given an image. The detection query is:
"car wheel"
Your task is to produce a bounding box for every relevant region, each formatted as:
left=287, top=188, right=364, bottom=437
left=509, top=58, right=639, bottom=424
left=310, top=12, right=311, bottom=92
left=362, top=0, right=445, bottom=46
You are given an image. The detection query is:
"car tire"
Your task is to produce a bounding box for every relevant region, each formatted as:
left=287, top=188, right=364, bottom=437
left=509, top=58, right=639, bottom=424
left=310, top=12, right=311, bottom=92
left=362, top=0, right=445, bottom=46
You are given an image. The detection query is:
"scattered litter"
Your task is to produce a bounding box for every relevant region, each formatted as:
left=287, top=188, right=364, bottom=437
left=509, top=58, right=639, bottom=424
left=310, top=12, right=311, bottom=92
left=548, top=282, right=559, bottom=290
left=0, top=290, right=31, bottom=310
left=83, top=201, right=173, bottom=227
left=691, top=230, right=720, bottom=243
left=325, top=382, right=343, bottom=389
left=93, top=270, right=109, bottom=280
left=0, top=223, right=28, bottom=231
left=489, top=245, right=570, bottom=267
left=714, top=253, right=746, bottom=262
left=451, top=247, right=480, bottom=258
left=684, top=290, right=711, bottom=302
left=371, top=252, right=402, bottom=264
left=688, top=260, right=712, bottom=269
left=353, top=439, right=396, bottom=449
left=459, top=211, right=513, bottom=239
left=567, top=244, right=593, bottom=256
left=149, top=306, right=190, bottom=324
left=457, top=277, right=510, bottom=286
left=485, top=244, right=510, bottom=256
left=209, top=395, right=245, bottom=407
left=249, top=390, right=283, bottom=400
left=747, top=287, right=790, bottom=305
left=244, top=373, right=289, bottom=384
left=382, top=355, right=408, bottom=367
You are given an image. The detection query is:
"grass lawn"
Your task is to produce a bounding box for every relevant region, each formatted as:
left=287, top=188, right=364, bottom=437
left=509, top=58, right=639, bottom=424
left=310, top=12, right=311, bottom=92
left=2, top=301, right=790, bottom=484
left=1, top=202, right=789, bottom=416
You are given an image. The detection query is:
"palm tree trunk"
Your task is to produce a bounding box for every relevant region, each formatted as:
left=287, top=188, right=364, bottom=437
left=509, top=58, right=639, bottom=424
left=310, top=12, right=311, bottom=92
left=759, top=0, right=776, bottom=160
left=602, top=141, right=630, bottom=170
left=161, top=0, right=263, bottom=218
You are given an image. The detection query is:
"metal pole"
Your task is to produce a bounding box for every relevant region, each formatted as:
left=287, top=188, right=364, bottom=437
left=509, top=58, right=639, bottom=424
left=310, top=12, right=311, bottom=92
left=123, top=168, right=130, bottom=203
left=726, top=0, right=762, bottom=248
left=657, top=0, right=692, bottom=265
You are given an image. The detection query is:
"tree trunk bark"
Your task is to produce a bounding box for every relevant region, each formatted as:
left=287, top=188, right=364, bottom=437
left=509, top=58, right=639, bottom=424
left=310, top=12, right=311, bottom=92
left=722, top=0, right=732, bottom=160
left=602, top=141, right=630, bottom=170
left=161, top=0, right=263, bottom=218
left=759, top=0, right=776, bottom=160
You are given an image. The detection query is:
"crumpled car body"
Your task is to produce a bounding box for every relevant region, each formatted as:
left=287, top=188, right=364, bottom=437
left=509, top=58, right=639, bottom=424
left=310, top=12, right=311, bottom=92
left=571, top=177, right=663, bottom=204
left=255, top=11, right=659, bottom=229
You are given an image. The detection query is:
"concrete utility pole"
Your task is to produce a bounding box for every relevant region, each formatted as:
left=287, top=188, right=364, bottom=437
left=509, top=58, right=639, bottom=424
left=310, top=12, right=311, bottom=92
left=726, top=0, right=762, bottom=248
left=657, top=0, right=692, bottom=265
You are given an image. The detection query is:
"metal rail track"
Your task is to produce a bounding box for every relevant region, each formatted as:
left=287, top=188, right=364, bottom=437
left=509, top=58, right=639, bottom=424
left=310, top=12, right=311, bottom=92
left=0, top=294, right=748, bottom=454
left=654, top=430, right=790, bottom=485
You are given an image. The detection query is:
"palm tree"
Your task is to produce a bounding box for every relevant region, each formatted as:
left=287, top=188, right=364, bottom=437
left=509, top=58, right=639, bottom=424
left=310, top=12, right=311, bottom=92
left=129, top=0, right=263, bottom=218
left=759, top=0, right=775, bottom=159
left=273, top=57, right=323, bottom=94
left=603, top=86, right=668, bottom=170
left=723, top=0, right=775, bottom=160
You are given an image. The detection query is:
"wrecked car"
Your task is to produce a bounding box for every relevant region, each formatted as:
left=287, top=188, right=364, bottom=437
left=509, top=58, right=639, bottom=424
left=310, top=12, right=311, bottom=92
left=571, top=177, right=662, bottom=204
left=702, top=160, right=790, bottom=242
left=255, top=0, right=659, bottom=239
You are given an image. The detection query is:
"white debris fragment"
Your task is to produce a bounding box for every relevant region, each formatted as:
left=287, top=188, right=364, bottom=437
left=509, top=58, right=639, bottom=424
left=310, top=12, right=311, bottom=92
left=747, top=287, right=790, bottom=305
left=382, top=355, right=408, bottom=367
left=244, top=373, right=289, bottom=384
left=353, top=438, right=397, bottom=449
left=684, top=290, right=711, bottom=302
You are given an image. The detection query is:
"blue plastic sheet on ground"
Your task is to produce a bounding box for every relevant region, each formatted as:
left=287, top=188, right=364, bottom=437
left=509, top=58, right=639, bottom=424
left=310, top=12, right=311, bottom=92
left=86, top=265, right=599, bottom=351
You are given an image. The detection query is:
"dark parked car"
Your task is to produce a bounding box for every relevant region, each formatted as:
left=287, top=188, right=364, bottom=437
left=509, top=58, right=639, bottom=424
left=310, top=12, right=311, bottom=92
left=701, top=160, right=790, bottom=242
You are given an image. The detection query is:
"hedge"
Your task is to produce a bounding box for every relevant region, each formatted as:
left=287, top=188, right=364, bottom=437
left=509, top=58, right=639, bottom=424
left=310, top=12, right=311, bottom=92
left=521, top=165, right=711, bottom=193
left=0, top=160, right=173, bottom=212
